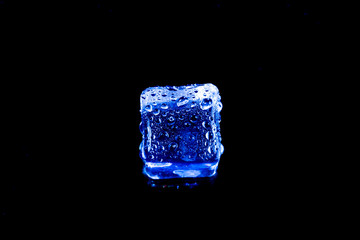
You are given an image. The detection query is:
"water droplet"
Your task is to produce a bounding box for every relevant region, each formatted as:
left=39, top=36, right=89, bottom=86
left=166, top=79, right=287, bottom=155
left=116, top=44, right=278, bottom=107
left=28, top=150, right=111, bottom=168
left=205, top=131, right=214, bottom=140
left=157, top=131, right=169, bottom=141
left=202, top=121, right=211, bottom=129
left=190, top=115, right=199, bottom=123
left=170, top=95, right=177, bottom=101
left=145, top=105, right=152, bottom=112
left=153, top=108, right=160, bottom=115
left=190, top=101, right=197, bottom=107
left=200, top=98, right=212, bottom=110
left=167, top=116, right=175, bottom=125
left=177, top=96, right=189, bottom=107
left=199, top=152, right=206, bottom=160
left=186, top=134, right=196, bottom=142
left=168, top=142, right=178, bottom=152
left=160, top=103, right=168, bottom=109
left=155, top=117, right=161, bottom=124
left=139, top=121, right=144, bottom=134
left=179, top=114, right=185, bottom=121
left=217, top=102, right=223, bottom=111
left=220, top=144, right=224, bottom=154
left=168, top=86, right=178, bottom=91
left=181, top=150, right=197, bottom=162
left=184, top=122, right=191, bottom=127
left=188, top=151, right=197, bottom=160
left=175, top=135, right=183, bottom=141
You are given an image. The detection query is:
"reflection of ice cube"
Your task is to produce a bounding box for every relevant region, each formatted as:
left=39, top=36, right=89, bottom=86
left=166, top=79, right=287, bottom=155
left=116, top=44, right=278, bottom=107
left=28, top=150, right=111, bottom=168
left=173, top=170, right=201, bottom=178
left=146, top=162, right=172, bottom=168
left=139, top=83, right=224, bottom=179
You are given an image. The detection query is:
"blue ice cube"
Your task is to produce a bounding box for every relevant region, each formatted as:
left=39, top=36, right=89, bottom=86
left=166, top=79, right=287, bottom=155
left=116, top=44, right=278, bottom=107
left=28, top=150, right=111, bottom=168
left=139, top=83, right=224, bottom=179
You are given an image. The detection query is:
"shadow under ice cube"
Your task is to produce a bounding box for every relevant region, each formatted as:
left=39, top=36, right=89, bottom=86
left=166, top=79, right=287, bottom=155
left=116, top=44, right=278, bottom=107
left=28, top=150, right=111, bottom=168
left=139, top=83, right=224, bottom=179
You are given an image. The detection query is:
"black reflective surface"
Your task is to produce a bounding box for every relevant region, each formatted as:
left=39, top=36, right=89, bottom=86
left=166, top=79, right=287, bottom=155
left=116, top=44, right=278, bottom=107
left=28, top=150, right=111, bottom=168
left=3, top=1, right=327, bottom=219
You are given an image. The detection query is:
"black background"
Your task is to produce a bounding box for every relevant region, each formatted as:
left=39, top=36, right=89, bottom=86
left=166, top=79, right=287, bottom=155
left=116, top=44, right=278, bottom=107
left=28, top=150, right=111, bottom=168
left=2, top=0, right=329, bottom=222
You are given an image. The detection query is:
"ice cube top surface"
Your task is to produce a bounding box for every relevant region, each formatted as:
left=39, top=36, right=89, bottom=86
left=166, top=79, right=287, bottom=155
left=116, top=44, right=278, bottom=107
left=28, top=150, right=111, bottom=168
left=140, top=83, right=222, bottom=113
left=139, top=83, right=224, bottom=179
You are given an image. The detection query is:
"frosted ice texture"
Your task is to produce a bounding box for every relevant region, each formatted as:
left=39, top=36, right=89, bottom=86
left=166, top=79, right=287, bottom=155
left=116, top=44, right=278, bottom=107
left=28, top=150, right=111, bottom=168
left=139, top=83, right=224, bottom=179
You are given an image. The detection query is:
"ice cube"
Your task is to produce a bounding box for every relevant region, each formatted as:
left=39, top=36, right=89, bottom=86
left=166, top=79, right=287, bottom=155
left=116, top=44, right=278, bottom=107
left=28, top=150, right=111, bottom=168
left=139, top=83, right=224, bottom=179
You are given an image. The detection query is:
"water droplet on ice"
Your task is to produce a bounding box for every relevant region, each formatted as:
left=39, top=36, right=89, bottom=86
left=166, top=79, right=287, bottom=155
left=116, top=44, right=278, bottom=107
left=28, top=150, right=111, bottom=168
left=153, top=108, right=160, bottom=115
left=217, top=102, right=223, bottom=111
left=170, top=95, right=177, bottom=101
left=186, top=134, right=196, bottom=142
left=145, top=105, right=152, bottom=112
left=168, top=142, right=178, bottom=152
left=188, top=151, right=197, bottom=160
left=154, top=117, right=161, bottom=124
left=220, top=144, right=224, bottom=154
left=200, top=98, right=213, bottom=110
left=190, top=115, right=199, bottom=123
left=161, top=103, right=168, bottom=109
left=168, top=86, right=178, bottom=91
left=157, top=131, right=169, bottom=141
left=167, top=116, right=175, bottom=125
left=205, top=131, right=214, bottom=140
left=202, top=121, right=211, bottom=129
left=177, top=96, right=189, bottom=107
left=139, top=121, right=144, bottom=134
